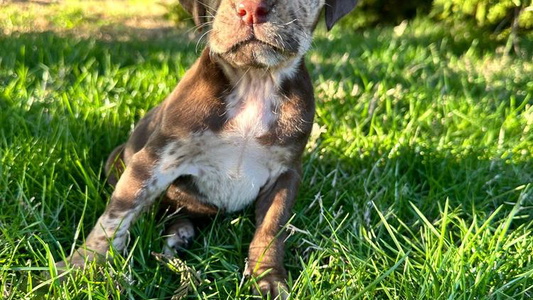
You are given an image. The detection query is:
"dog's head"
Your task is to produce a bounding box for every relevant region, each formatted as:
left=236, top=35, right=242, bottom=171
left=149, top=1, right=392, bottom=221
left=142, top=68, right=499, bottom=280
left=180, top=0, right=357, bottom=69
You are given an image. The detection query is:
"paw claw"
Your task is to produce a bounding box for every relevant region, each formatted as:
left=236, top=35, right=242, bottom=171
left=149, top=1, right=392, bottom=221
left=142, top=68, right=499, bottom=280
left=164, top=218, right=195, bottom=256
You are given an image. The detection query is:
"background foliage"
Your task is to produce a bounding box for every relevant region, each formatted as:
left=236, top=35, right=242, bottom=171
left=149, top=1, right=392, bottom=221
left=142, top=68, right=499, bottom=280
left=432, top=0, right=533, bottom=30
left=165, top=0, right=533, bottom=37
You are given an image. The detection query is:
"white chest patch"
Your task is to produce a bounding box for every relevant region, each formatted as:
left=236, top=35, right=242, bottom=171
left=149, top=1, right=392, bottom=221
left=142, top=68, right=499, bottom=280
left=225, top=70, right=280, bottom=136
left=181, top=133, right=288, bottom=212
left=155, top=72, right=291, bottom=212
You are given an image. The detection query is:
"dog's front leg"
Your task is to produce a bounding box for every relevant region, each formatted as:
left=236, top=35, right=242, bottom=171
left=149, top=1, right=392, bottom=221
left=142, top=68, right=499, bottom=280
left=59, top=147, right=177, bottom=268
left=248, top=169, right=300, bottom=298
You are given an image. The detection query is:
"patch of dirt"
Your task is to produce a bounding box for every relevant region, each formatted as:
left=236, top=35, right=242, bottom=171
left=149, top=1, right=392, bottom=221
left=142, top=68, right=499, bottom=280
left=0, top=0, right=195, bottom=41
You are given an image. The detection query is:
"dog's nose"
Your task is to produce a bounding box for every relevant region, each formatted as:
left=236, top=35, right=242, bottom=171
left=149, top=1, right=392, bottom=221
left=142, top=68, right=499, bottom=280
left=236, top=0, right=271, bottom=25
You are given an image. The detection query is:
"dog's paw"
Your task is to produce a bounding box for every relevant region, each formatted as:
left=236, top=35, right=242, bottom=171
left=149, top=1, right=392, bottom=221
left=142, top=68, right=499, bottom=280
left=46, top=252, right=87, bottom=281
left=56, top=253, right=86, bottom=269
left=252, top=275, right=289, bottom=300
left=163, top=218, right=195, bottom=256
left=54, top=248, right=104, bottom=274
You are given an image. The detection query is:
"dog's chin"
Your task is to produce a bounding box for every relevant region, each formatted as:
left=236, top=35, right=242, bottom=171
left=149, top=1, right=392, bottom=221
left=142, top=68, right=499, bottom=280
left=216, top=40, right=295, bottom=69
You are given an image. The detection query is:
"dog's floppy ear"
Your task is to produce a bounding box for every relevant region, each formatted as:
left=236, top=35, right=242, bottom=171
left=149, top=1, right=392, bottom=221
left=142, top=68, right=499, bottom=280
left=179, top=0, right=208, bottom=27
left=325, top=0, right=358, bottom=30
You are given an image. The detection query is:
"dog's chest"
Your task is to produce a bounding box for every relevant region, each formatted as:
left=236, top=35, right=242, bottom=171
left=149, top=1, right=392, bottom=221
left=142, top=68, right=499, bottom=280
left=159, top=77, right=290, bottom=212
left=186, top=133, right=288, bottom=212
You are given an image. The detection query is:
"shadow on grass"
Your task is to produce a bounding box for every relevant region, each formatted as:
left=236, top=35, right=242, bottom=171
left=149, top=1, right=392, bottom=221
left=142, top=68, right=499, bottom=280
left=0, top=29, right=199, bottom=77
left=0, top=28, right=201, bottom=162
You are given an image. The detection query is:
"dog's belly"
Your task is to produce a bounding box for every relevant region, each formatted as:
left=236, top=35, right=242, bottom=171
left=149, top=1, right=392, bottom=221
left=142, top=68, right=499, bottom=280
left=160, top=132, right=289, bottom=212
left=192, top=142, right=283, bottom=212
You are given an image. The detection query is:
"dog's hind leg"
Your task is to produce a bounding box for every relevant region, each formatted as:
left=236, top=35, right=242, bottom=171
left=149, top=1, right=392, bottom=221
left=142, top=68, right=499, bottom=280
left=160, top=181, right=219, bottom=256
left=163, top=218, right=196, bottom=256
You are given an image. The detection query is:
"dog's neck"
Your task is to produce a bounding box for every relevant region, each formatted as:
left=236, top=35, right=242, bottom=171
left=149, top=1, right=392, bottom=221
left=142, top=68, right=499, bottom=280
left=202, top=47, right=305, bottom=135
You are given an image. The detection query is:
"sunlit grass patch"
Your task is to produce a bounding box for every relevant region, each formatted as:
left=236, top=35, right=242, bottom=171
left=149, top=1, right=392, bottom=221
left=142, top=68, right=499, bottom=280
left=1, top=2, right=532, bottom=299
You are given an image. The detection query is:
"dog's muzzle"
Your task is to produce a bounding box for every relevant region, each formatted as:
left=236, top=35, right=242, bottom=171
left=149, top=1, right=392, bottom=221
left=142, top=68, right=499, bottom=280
left=209, top=0, right=303, bottom=68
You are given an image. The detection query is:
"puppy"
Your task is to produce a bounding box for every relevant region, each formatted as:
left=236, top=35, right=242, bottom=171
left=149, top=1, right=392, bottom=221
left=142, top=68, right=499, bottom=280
left=58, top=0, right=357, bottom=297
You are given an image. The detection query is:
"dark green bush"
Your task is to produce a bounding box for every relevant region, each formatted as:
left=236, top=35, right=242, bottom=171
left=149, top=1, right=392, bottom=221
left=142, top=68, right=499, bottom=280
left=431, top=0, right=533, bottom=30
left=337, top=0, right=434, bottom=29
left=161, top=1, right=194, bottom=28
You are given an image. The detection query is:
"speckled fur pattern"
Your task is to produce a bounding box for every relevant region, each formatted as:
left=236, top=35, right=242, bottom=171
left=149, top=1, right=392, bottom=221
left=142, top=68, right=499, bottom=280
left=58, top=0, right=358, bottom=298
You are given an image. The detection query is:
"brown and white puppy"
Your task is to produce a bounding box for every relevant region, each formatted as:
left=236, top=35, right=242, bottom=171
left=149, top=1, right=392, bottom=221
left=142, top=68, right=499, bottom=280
left=58, top=0, right=357, bottom=297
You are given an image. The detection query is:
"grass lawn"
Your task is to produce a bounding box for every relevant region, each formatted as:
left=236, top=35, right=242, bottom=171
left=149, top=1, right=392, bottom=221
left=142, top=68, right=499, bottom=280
left=1, top=1, right=532, bottom=299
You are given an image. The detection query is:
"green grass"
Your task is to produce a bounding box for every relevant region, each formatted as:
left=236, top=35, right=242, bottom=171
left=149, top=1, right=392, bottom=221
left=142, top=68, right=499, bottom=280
left=1, top=3, right=533, bottom=299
